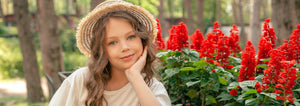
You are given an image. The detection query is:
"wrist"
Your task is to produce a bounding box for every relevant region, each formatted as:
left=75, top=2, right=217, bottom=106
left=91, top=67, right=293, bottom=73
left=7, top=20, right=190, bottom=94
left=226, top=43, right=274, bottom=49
left=125, top=69, right=143, bottom=82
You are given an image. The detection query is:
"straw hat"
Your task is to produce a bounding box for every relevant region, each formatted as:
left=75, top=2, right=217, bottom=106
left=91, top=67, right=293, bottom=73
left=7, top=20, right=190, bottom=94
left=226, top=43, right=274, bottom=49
left=76, top=0, right=158, bottom=56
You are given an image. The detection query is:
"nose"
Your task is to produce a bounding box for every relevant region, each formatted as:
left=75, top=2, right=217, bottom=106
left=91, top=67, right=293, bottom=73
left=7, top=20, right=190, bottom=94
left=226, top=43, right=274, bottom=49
left=121, top=41, right=130, bottom=52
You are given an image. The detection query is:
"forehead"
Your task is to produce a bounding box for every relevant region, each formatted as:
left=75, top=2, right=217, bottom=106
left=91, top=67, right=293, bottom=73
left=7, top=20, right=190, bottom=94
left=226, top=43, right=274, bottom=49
left=105, top=17, right=134, bottom=38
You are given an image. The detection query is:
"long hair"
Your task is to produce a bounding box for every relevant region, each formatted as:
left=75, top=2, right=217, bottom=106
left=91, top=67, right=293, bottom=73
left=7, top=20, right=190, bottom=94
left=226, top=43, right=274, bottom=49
left=85, top=11, right=157, bottom=106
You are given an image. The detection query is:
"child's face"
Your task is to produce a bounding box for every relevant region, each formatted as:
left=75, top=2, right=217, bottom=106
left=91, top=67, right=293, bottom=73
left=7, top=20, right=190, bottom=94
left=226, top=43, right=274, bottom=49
left=104, top=17, right=143, bottom=71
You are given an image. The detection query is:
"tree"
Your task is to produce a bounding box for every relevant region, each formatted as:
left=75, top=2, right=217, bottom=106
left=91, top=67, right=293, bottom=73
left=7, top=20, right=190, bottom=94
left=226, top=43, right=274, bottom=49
left=158, top=0, right=167, bottom=38
left=90, top=0, right=105, bottom=11
left=271, top=0, right=297, bottom=45
left=183, top=0, right=194, bottom=34
left=196, top=0, right=204, bottom=33
left=36, top=0, right=64, bottom=99
left=250, top=0, right=261, bottom=51
left=0, top=0, right=5, bottom=25
left=12, top=0, right=44, bottom=102
left=216, top=0, right=221, bottom=24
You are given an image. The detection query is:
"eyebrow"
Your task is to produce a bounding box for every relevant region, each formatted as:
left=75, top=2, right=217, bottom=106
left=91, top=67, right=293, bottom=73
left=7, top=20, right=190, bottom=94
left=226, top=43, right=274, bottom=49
left=106, top=30, right=135, bottom=39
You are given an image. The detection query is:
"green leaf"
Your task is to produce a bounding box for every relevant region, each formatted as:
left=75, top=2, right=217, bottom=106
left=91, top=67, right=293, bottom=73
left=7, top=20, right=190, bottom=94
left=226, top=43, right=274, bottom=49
left=293, top=88, right=300, bottom=92
left=256, top=64, right=268, bottom=69
left=218, top=77, right=228, bottom=85
left=260, top=58, right=271, bottom=62
left=164, top=68, right=180, bottom=79
left=260, top=92, right=277, bottom=99
left=186, top=80, right=200, bottom=87
left=216, top=66, right=234, bottom=78
left=156, top=51, right=168, bottom=58
left=180, top=67, right=195, bottom=71
left=224, top=102, right=237, bottom=106
left=229, top=56, right=241, bottom=63
left=206, top=95, right=217, bottom=105
left=244, top=89, right=257, bottom=94
left=217, top=92, right=233, bottom=101
left=227, top=82, right=239, bottom=90
left=245, top=98, right=257, bottom=106
left=239, top=80, right=256, bottom=90
left=187, top=89, right=198, bottom=99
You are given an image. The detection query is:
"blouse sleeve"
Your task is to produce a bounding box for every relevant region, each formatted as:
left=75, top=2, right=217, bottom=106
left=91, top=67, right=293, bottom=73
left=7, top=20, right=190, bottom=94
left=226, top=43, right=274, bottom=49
left=49, top=78, right=77, bottom=106
left=150, top=78, right=172, bottom=106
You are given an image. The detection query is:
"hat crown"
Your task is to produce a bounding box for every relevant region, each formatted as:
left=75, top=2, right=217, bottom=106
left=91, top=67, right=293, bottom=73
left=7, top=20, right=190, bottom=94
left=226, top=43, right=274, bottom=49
left=76, top=0, right=158, bottom=56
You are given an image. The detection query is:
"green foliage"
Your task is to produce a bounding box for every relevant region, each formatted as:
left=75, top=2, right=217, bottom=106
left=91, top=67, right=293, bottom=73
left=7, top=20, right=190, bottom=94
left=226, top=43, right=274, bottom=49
left=157, top=47, right=300, bottom=105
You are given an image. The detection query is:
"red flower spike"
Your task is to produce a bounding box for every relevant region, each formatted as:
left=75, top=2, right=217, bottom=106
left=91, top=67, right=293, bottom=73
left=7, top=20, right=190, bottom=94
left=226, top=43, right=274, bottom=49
left=190, top=30, right=204, bottom=52
left=199, top=39, right=215, bottom=59
left=257, top=18, right=277, bottom=73
left=238, top=41, right=256, bottom=82
left=257, top=88, right=262, bottom=93
left=274, top=60, right=297, bottom=104
left=228, top=24, right=241, bottom=57
left=166, top=22, right=189, bottom=51
left=288, top=24, right=300, bottom=63
left=229, top=89, right=238, bottom=96
left=212, top=69, right=215, bottom=73
left=216, top=36, right=230, bottom=65
left=255, top=82, right=261, bottom=89
left=155, top=19, right=165, bottom=50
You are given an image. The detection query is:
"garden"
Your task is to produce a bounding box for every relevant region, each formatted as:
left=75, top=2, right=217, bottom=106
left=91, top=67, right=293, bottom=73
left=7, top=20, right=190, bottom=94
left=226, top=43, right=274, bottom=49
left=155, top=18, right=300, bottom=106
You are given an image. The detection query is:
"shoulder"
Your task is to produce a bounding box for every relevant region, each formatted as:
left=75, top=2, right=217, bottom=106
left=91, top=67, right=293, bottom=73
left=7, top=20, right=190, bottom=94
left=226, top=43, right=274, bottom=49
left=63, top=67, right=90, bottom=88
left=66, top=67, right=89, bottom=81
left=149, top=77, right=172, bottom=106
left=149, top=77, right=166, bottom=92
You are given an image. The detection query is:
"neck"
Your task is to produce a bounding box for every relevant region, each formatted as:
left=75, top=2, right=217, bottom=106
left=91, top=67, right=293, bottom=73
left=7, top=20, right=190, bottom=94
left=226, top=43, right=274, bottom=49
left=105, top=67, right=129, bottom=91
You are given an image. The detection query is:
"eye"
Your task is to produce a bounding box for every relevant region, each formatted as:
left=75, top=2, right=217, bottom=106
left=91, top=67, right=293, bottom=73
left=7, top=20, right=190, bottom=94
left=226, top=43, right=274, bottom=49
left=128, top=35, right=136, bottom=40
left=108, top=41, right=117, bottom=45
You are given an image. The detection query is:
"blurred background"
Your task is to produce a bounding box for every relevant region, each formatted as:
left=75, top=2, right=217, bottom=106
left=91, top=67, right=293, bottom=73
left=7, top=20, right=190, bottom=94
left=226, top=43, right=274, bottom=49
left=0, top=0, right=299, bottom=105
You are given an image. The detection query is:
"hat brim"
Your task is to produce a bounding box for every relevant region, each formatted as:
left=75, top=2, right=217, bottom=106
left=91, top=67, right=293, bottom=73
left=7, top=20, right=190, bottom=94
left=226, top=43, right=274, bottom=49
left=76, top=0, right=158, bottom=57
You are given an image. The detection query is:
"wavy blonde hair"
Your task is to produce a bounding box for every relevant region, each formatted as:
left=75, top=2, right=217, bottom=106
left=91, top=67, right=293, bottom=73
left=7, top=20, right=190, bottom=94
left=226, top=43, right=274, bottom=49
left=85, top=11, right=157, bottom=106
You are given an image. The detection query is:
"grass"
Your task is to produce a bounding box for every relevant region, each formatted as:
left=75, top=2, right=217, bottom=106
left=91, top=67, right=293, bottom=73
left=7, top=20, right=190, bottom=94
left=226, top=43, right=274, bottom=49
left=0, top=97, right=49, bottom=106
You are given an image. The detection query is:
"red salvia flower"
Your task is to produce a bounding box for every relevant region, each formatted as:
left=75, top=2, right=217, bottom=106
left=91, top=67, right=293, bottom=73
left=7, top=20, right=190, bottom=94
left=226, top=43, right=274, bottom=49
left=155, top=19, right=165, bottom=50
left=262, top=18, right=277, bottom=48
left=274, top=60, right=297, bottom=104
left=167, top=26, right=179, bottom=51
left=238, top=41, right=256, bottom=82
left=228, top=24, right=241, bottom=57
left=287, top=24, right=300, bottom=63
left=166, top=22, right=189, bottom=51
left=256, top=18, right=277, bottom=73
left=229, top=89, right=238, bottom=96
left=199, top=39, right=215, bottom=59
left=255, top=82, right=261, bottom=89
left=216, top=36, right=230, bottom=64
left=190, top=29, right=204, bottom=52
left=262, top=49, right=286, bottom=87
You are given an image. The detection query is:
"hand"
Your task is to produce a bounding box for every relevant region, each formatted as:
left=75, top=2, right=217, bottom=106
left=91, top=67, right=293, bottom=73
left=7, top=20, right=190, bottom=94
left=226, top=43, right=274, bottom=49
left=125, top=46, right=148, bottom=82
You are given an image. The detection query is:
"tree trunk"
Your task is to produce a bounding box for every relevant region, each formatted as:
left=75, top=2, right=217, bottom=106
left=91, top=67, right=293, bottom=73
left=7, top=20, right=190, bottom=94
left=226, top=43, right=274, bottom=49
left=36, top=0, right=64, bottom=99
left=272, top=0, right=291, bottom=46
left=217, top=0, right=221, bottom=24
left=232, top=0, right=239, bottom=25
left=289, top=0, right=298, bottom=30
left=12, top=0, right=44, bottom=102
left=168, top=0, right=174, bottom=25
left=262, top=0, right=268, bottom=19
left=74, top=0, right=81, bottom=17
left=250, top=0, right=261, bottom=51
left=238, top=0, right=246, bottom=48
left=0, top=0, right=5, bottom=25
left=183, top=0, right=194, bottom=34
left=90, top=0, right=105, bottom=11
left=158, top=0, right=167, bottom=38
left=196, top=0, right=204, bottom=33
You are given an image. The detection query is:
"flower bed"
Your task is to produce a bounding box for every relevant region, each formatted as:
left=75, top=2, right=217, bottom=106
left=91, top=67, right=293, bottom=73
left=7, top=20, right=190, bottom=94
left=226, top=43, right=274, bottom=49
left=155, top=19, right=300, bottom=106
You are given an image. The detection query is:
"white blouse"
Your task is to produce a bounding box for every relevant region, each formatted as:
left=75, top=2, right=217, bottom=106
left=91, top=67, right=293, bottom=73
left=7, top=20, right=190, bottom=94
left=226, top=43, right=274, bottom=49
left=49, top=67, right=171, bottom=106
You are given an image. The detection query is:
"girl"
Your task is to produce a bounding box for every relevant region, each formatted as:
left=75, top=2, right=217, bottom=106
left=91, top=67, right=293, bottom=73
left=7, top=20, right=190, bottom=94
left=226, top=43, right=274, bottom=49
left=49, top=0, right=171, bottom=106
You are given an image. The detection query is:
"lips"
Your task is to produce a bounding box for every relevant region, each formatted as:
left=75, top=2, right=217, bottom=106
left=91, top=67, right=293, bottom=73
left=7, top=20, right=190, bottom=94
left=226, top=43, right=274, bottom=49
left=120, top=54, right=134, bottom=61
